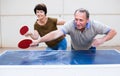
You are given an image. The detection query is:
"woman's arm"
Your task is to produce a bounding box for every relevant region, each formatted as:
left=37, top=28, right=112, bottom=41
left=25, top=30, right=39, bottom=40
left=57, top=19, right=65, bottom=25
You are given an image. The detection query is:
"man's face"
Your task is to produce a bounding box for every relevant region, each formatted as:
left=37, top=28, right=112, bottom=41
left=74, top=11, right=88, bottom=30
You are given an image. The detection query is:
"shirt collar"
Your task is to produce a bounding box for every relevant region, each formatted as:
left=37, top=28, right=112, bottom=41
left=86, top=21, right=90, bottom=29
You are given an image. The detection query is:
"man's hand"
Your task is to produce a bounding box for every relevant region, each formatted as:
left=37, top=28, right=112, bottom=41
left=91, top=38, right=105, bottom=47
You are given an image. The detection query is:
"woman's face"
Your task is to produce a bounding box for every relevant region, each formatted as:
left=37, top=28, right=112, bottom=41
left=36, top=10, right=46, bottom=19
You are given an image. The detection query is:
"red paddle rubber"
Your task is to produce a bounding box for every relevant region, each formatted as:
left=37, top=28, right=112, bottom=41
left=20, top=26, right=29, bottom=35
left=18, top=39, right=32, bottom=49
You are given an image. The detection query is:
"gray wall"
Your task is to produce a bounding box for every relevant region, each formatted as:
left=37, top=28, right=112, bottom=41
left=0, top=0, right=120, bottom=47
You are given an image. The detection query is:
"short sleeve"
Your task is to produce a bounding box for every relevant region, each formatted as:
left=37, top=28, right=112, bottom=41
left=92, top=20, right=111, bottom=34
left=60, top=20, right=74, bottom=34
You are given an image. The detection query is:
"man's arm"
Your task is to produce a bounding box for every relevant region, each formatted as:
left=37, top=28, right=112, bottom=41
left=102, top=28, right=117, bottom=41
left=92, top=28, right=117, bottom=46
left=37, top=29, right=64, bottom=43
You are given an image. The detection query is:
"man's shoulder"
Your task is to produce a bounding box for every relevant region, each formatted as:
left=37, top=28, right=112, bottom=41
left=89, top=19, right=102, bottom=24
left=65, top=20, right=74, bottom=25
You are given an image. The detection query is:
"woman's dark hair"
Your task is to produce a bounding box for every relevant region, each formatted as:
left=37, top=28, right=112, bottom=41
left=34, top=3, right=47, bottom=15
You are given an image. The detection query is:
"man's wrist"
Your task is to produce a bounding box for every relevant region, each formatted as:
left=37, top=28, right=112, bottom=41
left=38, top=38, right=41, bottom=43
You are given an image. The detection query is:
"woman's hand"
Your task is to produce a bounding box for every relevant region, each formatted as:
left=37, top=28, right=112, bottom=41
left=24, top=32, right=32, bottom=37
left=30, top=40, right=40, bottom=47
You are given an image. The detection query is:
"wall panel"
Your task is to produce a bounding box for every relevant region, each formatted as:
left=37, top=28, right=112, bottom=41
left=1, top=0, right=120, bottom=47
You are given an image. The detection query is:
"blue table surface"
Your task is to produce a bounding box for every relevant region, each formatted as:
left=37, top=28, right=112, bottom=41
left=0, top=50, right=120, bottom=65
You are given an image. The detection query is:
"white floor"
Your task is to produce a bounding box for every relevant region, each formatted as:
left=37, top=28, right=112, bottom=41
left=0, top=46, right=120, bottom=54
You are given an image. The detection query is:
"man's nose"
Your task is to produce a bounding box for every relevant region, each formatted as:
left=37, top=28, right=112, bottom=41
left=76, top=21, right=81, bottom=25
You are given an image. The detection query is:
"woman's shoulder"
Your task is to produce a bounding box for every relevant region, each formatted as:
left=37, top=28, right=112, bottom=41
left=48, top=17, right=57, bottom=20
left=47, top=17, right=57, bottom=24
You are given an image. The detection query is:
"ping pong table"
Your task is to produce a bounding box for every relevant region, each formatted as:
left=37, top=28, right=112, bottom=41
left=0, top=49, right=120, bottom=76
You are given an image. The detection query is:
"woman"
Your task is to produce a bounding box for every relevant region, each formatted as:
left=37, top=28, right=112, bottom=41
left=25, top=3, right=67, bottom=51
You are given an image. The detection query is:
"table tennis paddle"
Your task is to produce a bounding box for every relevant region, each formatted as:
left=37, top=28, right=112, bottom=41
left=18, top=39, right=32, bottom=49
left=20, top=25, right=29, bottom=35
